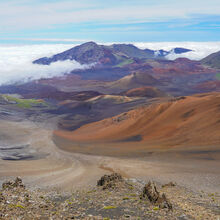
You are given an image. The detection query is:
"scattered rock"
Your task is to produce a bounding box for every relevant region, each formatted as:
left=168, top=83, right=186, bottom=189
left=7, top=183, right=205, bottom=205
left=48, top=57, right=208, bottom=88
left=97, top=173, right=123, bottom=190
left=162, top=182, right=176, bottom=188
left=141, top=181, right=172, bottom=210
left=0, top=192, right=5, bottom=203
left=2, top=177, right=25, bottom=190
left=0, top=177, right=218, bottom=219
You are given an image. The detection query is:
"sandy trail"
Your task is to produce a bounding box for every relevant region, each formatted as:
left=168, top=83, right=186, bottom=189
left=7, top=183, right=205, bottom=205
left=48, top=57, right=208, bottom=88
left=0, top=120, right=107, bottom=190
left=0, top=119, right=219, bottom=194
left=99, top=155, right=220, bottom=193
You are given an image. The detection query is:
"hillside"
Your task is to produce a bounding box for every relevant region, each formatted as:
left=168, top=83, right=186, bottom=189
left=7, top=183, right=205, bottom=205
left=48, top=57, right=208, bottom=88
left=121, top=86, right=168, bottom=98
left=33, top=42, right=118, bottom=66
left=109, top=43, right=155, bottom=58
left=107, top=71, right=159, bottom=93
left=201, top=51, right=220, bottom=69
left=55, top=94, right=147, bottom=131
left=55, top=92, right=220, bottom=150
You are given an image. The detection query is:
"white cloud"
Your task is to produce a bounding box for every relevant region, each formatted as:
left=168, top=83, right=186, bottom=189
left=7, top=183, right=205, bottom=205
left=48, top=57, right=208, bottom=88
left=0, top=0, right=220, bottom=31
left=0, top=44, right=89, bottom=85
left=133, top=42, right=220, bottom=60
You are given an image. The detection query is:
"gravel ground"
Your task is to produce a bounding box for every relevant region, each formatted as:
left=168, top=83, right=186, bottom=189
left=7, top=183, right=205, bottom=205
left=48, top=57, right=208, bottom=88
left=0, top=176, right=219, bottom=220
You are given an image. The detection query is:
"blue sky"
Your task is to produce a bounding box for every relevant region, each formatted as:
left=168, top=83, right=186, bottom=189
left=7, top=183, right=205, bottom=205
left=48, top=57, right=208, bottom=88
left=0, top=0, right=220, bottom=44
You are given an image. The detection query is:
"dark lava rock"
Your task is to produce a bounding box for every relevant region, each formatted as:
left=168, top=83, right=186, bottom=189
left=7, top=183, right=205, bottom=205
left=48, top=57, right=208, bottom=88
left=2, top=177, right=25, bottom=190
left=97, top=173, right=123, bottom=190
left=141, top=181, right=159, bottom=203
left=141, top=181, right=172, bottom=210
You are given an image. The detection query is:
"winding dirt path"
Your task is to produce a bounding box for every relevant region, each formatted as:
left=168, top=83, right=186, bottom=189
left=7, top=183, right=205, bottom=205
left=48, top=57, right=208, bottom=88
left=0, top=119, right=219, bottom=194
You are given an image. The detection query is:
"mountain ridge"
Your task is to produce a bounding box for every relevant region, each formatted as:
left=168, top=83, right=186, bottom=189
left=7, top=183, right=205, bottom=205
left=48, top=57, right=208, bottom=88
left=33, top=42, right=192, bottom=66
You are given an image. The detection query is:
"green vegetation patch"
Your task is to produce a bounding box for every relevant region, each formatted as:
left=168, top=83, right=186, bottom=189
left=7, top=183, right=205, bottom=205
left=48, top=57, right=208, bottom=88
left=103, top=206, right=117, bottom=210
left=115, top=58, right=134, bottom=67
left=153, top=207, right=159, bottom=211
left=2, top=95, right=47, bottom=108
left=114, top=54, right=134, bottom=67
left=216, top=73, right=220, bottom=80
left=16, top=204, right=25, bottom=209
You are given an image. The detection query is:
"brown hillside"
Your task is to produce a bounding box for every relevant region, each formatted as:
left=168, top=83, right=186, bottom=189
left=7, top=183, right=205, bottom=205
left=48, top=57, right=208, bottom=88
left=55, top=92, right=220, bottom=149
left=108, top=71, right=158, bottom=92
left=121, top=86, right=167, bottom=98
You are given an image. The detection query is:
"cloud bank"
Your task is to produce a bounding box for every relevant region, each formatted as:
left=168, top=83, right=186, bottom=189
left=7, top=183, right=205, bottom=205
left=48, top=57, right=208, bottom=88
left=134, top=42, right=220, bottom=60
left=0, top=44, right=88, bottom=85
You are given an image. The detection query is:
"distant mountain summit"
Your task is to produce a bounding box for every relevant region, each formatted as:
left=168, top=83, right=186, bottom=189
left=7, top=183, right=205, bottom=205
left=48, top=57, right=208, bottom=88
left=172, top=48, right=192, bottom=54
left=33, top=42, right=192, bottom=66
left=33, top=42, right=117, bottom=65
left=108, top=44, right=155, bottom=59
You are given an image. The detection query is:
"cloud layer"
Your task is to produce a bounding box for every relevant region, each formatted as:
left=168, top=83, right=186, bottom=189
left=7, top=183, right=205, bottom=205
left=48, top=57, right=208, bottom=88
left=134, top=42, right=220, bottom=60
left=0, top=44, right=86, bottom=85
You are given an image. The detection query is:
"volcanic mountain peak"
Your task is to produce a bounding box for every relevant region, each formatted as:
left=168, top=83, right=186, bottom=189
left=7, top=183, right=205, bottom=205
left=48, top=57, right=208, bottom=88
left=33, top=41, right=117, bottom=65
left=81, top=41, right=98, bottom=47
left=108, top=71, right=158, bottom=92
left=33, top=42, right=193, bottom=67
left=172, top=47, right=193, bottom=54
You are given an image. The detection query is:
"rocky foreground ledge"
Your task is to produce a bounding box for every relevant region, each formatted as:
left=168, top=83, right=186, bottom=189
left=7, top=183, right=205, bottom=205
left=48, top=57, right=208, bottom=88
left=0, top=174, right=219, bottom=219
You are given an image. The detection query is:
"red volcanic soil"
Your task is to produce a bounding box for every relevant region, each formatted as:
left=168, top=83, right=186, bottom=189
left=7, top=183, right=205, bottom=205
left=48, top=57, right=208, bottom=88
left=121, top=86, right=167, bottom=98
left=39, top=74, right=100, bottom=89
left=108, top=72, right=158, bottom=92
left=194, top=81, right=220, bottom=92
left=137, top=58, right=217, bottom=79
left=54, top=92, right=220, bottom=150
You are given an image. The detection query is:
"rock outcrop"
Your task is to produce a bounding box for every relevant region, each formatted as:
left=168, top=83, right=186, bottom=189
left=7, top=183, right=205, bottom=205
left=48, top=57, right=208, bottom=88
left=2, top=177, right=25, bottom=190
left=141, top=181, right=172, bottom=210
left=97, top=173, right=123, bottom=190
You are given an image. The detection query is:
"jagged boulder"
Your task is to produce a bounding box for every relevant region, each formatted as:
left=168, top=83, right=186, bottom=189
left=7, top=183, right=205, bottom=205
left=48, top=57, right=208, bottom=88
left=97, top=173, right=123, bottom=190
left=141, top=181, right=160, bottom=203
left=2, top=177, right=25, bottom=190
left=141, top=181, right=172, bottom=210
